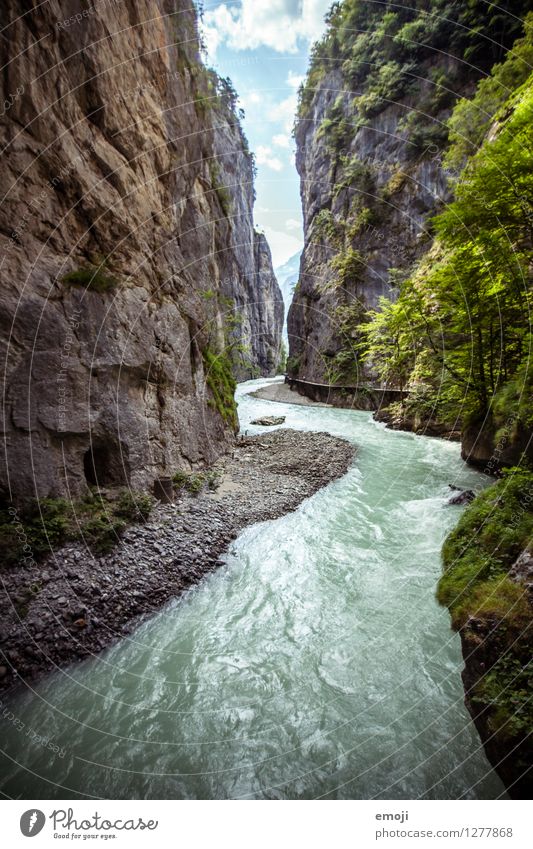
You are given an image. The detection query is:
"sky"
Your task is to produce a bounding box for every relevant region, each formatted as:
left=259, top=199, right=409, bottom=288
left=201, top=0, right=332, bottom=267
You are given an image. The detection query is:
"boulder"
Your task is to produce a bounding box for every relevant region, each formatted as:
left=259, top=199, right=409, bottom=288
left=447, top=489, right=475, bottom=506
left=508, top=550, right=533, bottom=588
left=251, top=416, right=286, bottom=426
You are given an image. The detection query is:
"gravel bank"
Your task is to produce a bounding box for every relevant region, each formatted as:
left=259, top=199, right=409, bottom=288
left=0, top=429, right=355, bottom=693
left=249, top=381, right=331, bottom=406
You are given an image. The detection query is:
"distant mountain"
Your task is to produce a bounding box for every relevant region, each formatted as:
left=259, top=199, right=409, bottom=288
left=275, top=250, right=301, bottom=341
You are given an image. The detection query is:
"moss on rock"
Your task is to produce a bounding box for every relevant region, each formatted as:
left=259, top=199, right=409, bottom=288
left=438, top=469, right=533, bottom=796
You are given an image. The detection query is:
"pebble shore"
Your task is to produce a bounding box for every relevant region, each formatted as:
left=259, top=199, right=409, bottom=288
left=0, top=429, right=355, bottom=693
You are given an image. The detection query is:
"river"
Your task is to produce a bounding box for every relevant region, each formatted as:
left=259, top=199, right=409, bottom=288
left=0, top=378, right=505, bottom=799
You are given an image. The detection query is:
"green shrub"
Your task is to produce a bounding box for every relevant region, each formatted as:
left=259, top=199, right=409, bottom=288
left=0, top=488, right=154, bottom=568
left=62, top=265, right=120, bottom=293
left=331, top=247, right=365, bottom=289
left=286, top=355, right=301, bottom=376
left=114, top=490, right=154, bottom=522
left=445, top=13, right=533, bottom=170
left=0, top=498, right=71, bottom=567
left=354, top=61, right=415, bottom=119
left=172, top=469, right=221, bottom=495
left=438, top=471, right=533, bottom=755
left=334, top=155, right=375, bottom=199
left=438, top=470, right=533, bottom=625
left=312, top=209, right=343, bottom=246
left=473, top=655, right=533, bottom=740
left=276, top=341, right=288, bottom=375
left=202, top=347, right=238, bottom=429
left=316, top=95, right=353, bottom=154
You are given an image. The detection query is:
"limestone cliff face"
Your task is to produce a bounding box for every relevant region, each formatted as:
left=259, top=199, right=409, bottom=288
left=287, top=1, right=525, bottom=386
left=0, top=0, right=282, bottom=501
left=211, top=96, right=284, bottom=380
left=291, top=100, right=439, bottom=381
left=288, top=64, right=458, bottom=383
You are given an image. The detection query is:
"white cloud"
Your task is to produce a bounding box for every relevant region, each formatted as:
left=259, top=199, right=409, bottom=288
left=285, top=218, right=302, bottom=231
left=256, top=145, right=284, bottom=172
left=260, top=224, right=303, bottom=267
left=201, top=4, right=235, bottom=56
left=203, top=0, right=331, bottom=56
left=268, top=93, right=298, bottom=133
left=273, top=133, right=291, bottom=149
left=287, top=70, right=305, bottom=89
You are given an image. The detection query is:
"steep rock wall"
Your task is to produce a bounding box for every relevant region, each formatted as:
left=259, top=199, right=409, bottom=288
left=288, top=0, right=527, bottom=386
left=290, top=73, right=450, bottom=382
left=0, top=0, right=282, bottom=501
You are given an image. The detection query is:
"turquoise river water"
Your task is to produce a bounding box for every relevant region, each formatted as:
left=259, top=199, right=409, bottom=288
left=0, top=378, right=505, bottom=799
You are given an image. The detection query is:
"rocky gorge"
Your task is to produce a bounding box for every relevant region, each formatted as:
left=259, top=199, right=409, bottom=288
left=0, top=0, right=531, bottom=805
left=0, top=0, right=283, bottom=504
left=286, top=0, right=532, bottom=470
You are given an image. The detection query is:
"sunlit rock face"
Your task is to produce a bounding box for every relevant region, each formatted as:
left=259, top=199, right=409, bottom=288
left=0, top=0, right=282, bottom=500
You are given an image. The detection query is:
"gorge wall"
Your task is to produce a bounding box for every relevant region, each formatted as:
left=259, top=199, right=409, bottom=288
left=0, top=0, right=283, bottom=503
left=287, top=0, right=528, bottom=393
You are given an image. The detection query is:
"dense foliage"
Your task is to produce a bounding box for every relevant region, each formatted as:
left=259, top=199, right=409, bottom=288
left=438, top=470, right=533, bottom=755
left=293, top=2, right=533, bottom=398
left=298, top=0, right=530, bottom=125
left=361, top=20, right=533, bottom=431
left=202, top=346, right=238, bottom=429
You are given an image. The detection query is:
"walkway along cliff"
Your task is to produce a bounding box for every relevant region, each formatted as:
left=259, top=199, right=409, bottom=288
left=0, top=0, right=283, bottom=503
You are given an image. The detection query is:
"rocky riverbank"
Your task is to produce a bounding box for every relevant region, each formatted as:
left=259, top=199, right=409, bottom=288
left=250, top=381, right=331, bottom=407
left=0, top=429, right=355, bottom=694
left=373, top=407, right=461, bottom=442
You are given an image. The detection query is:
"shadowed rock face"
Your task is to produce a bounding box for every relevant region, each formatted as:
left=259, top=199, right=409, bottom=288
left=0, top=0, right=283, bottom=501
left=287, top=5, right=525, bottom=387
left=288, top=60, right=459, bottom=384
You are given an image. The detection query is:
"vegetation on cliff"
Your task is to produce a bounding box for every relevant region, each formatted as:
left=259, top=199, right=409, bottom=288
left=302, top=10, right=533, bottom=446
left=299, top=0, right=528, bottom=126
left=361, top=32, right=533, bottom=444
left=438, top=470, right=533, bottom=792
left=202, top=346, right=239, bottom=430
left=289, top=0, right=531, bottom=391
